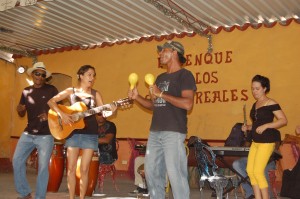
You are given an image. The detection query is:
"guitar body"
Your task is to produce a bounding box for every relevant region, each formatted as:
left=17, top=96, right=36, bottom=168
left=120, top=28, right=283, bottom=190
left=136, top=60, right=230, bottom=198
left=48, top=102, right=88, bottom=140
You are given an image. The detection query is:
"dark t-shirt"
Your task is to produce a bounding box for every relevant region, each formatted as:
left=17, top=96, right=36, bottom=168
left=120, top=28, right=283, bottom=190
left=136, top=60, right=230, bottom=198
left=19, top=84, right=58, bottom=135
left=70, top=88, right=98, bottom=135
left=250, top=103, right=282, bottom=143
left=150, top=68, right=197, bottom=134
left=98, top=121, right=118, bottom=164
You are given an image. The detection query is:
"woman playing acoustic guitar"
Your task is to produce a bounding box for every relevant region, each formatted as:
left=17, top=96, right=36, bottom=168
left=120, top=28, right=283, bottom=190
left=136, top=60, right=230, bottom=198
left=48, top=65, right=116, bottom=199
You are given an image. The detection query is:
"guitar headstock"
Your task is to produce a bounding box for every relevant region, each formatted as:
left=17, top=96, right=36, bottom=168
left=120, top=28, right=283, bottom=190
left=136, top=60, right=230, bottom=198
left=113, top=97, right=133, bottom=109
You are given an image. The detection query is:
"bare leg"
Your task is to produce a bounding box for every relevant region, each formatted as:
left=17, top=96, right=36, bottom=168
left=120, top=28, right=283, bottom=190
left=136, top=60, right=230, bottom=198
left=261, top=187, right=269, bottom=199
left=79, top=149, right=94, bottom=199
left=253, top=185, right=262, bottom=199
left=67, top=147, right=80, bottom=199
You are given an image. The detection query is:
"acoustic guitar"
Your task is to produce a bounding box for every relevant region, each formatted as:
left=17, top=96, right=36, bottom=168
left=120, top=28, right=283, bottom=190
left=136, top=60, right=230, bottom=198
left=48, top=98, right=132, bottom=140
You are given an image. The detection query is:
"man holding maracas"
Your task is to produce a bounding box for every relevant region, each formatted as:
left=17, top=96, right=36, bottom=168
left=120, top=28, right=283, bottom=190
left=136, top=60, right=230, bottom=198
left=128, top=41, right=196, bottom=199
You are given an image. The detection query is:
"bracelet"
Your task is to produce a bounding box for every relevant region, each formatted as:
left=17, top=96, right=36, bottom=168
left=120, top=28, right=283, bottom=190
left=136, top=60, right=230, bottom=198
left=159, top=91, right=164, bottom=98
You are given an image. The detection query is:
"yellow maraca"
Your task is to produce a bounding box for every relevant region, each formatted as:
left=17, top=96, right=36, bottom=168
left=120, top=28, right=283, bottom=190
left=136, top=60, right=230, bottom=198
left=145, top=73, right=155, bottom=86
left=145, top=73, right=155, bottom=95
left=128, top=73, right=138, bottom=89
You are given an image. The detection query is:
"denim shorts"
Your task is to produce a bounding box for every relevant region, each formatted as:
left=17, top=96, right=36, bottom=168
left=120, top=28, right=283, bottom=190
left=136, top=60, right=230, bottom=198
left=65, top=134, right=98, bottom=151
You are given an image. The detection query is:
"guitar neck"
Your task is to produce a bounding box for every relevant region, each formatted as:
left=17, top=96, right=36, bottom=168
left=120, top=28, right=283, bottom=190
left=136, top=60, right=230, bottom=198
left=72, top=97, right=131, bottom=119
left=83, top=106, right=107, bottom=117
left=76, top=103, right=114, bottom=119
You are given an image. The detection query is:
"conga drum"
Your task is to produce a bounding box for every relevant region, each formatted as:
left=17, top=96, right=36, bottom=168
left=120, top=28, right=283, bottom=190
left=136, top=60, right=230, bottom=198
left=47, top=142, right=65, bottom=192
left=75, top=150, right=99, bottom=196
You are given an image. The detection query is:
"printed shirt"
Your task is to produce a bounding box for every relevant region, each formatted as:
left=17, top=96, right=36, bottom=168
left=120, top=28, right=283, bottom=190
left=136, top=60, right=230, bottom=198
left=150, top=68, right=197, bottom=134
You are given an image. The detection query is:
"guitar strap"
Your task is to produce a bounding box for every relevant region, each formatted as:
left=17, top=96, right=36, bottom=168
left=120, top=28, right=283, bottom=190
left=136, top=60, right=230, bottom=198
left=91, top=89, right=97, bottom=107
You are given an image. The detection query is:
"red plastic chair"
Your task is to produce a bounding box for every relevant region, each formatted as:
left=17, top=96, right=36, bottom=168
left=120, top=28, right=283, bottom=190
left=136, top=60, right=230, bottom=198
left=97, top=140, right=119, bottom=193
left=97, top=162, right=119, bottom=193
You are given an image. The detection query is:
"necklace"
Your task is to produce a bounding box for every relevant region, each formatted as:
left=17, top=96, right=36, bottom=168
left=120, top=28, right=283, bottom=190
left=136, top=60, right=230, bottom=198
left=254, top=97, right=269, bottom=121
left=255, top=109, right=258, bottom=122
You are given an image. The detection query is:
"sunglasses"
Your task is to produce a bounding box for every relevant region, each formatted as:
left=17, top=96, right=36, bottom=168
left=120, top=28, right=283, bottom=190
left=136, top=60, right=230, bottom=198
left=34, top=72, right=47, bottom=78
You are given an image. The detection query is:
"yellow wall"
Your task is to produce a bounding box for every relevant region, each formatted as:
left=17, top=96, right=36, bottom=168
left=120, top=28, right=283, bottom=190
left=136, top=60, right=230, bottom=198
left=1, top=22, right=300, bottom=159
left=0, top=61, right=16, bottom=157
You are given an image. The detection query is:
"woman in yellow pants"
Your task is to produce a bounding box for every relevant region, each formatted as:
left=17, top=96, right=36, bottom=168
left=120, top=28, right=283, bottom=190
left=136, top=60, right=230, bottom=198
left=242, top=75, right=287, bottom=199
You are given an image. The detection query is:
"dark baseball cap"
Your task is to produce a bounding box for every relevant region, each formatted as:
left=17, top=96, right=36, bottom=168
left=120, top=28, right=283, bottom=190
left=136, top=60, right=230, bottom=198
left=157, top=41, right=186, bottom=64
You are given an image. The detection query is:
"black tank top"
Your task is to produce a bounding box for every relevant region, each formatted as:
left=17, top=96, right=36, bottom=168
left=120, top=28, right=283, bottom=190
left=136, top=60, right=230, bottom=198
left=69, top=88, right=98, bottom=135
left=250, top=103, right=281, bottom=143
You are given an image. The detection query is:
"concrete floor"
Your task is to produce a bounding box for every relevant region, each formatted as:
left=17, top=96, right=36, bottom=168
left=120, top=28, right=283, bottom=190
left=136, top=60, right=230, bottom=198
left=0, top=168, right=247, bottom=199
left=0, top=167, right=249, bottom=199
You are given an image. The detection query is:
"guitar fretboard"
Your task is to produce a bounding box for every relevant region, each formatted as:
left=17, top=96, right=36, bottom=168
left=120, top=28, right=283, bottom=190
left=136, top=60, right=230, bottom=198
left=71, top=98, right=131, bottom=119
left=83, top=106, right=107, bottom=117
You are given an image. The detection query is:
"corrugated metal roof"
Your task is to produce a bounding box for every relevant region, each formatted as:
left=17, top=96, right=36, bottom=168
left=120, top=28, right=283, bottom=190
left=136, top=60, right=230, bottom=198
left=0, top=0, right=299, bottom=57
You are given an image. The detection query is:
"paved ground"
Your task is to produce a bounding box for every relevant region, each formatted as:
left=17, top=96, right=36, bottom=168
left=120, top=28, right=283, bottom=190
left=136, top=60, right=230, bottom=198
left=0, top=167, right=213, bottom=199
left=0, top=167, right=284, bottom=199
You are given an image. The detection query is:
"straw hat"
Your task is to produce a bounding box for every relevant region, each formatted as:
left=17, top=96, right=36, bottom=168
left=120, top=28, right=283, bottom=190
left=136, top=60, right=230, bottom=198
left=27, top=62, right=51, bottom=78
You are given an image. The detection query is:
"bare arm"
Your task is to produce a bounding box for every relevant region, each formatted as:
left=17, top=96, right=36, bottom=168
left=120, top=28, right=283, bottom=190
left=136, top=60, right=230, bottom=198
left=265, top=100, right=288, bottom=129
left=128, top=87, right=154, bottom=110
left=266, top=109, right=288, bottom=129
left=16, top=104, right=26, bottom=117
left=47, top=88, right=74, bottom=124
left=256, top=100, right=288, bottom=134
left=152, top=85, right=195, bottom=111
left=98, top=133, right=114, bottom=144
left=135, top=94, right=154, bottom=110
left=159, top=90, right=194, bottom=111
left=95, top=90, right=117, bottom=116
left=95, top=91, right=104, bottom=106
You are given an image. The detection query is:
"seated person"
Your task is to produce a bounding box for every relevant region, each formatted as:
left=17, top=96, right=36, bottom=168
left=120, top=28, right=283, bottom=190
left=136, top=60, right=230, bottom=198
left=96, top=113, right=118, bottom=164
left=232, top=132, right=280, bottom=199
left=129, top=156, right=148, bottom=195
left=233, top=155, right=276, bottom=199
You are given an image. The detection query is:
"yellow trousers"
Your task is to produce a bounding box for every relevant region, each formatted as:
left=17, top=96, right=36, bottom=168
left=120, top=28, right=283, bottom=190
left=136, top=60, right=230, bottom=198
left=246, top=142, right=275, bottom=188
